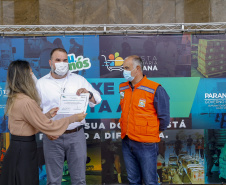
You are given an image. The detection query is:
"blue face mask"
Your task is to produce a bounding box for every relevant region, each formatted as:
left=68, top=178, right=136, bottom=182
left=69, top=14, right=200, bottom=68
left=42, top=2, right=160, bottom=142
left=123, top=68, right=136, bottom=82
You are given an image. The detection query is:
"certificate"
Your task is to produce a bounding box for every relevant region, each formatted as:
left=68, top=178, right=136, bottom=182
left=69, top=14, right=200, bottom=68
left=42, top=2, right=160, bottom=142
left=58, top=93, right=89, bottom=114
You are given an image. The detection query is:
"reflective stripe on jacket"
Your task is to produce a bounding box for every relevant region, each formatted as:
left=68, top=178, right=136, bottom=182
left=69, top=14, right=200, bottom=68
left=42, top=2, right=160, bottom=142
left=119, top=76, right=161, bottom=143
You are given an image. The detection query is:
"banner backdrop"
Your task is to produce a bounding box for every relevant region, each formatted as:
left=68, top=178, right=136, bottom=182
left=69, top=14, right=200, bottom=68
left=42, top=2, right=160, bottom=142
left=0, top=34, right=226, bottom=184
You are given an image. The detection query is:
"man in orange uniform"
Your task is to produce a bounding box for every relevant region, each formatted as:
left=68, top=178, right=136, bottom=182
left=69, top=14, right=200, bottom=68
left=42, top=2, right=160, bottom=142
left=119, top=55, right=170, bottom=185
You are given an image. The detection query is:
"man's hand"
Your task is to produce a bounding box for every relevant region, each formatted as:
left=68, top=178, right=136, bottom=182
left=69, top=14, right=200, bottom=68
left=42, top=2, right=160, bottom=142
left=76, top=88, right=96, bottom=103
left=76, top=88, right=89, bottom=96
left=47, top=135, right=59, bottom=140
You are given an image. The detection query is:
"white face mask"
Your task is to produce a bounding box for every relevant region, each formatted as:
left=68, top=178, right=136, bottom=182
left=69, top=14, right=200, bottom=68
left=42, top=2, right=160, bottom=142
left=52, top=62, right=69, bottom=76
left=32, top=73, right=38, bottom=84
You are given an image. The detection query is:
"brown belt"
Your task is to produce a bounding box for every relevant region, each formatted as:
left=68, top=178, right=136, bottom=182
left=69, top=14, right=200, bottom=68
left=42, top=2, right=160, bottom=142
left=64, top=125, right=83, bottom=134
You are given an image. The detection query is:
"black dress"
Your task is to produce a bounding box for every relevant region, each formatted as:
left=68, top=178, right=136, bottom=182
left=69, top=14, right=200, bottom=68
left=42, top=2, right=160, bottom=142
left=0, top=134, right=39, bottom=185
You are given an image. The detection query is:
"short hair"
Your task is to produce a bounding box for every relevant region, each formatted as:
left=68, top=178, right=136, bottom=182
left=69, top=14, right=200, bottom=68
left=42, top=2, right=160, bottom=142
left=50, top=48, right=67, bottom=59
left=129, top=55, right=143, bottom=72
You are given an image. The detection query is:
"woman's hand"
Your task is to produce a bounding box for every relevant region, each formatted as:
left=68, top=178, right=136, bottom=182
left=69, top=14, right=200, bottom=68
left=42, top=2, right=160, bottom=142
left=75, top=112, right=87, bottom=122
left=45, top=107, right=59, bottom=119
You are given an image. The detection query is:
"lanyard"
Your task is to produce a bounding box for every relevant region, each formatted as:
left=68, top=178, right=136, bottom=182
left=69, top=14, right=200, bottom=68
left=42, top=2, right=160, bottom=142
left=61, top=75, right=68, bottom=94
left=52, top=74, right=68, bottom=94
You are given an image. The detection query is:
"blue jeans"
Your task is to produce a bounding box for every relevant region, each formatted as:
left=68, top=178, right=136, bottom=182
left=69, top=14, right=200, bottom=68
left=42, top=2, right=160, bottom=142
left=122, top=136, right=159, bottom=185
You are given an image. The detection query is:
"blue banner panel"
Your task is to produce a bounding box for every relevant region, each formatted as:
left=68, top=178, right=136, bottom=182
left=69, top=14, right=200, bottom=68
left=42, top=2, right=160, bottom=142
left=191, top=78, right=226, bottom=129
left=86, top=77, right=199, bottom=119
left=0, top=33, right=226, bottom=184
left=0, top=36, right=100, bottom=82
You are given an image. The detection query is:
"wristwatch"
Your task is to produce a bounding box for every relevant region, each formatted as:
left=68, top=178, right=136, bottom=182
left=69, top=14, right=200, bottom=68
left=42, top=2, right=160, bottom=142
left=88, top=91, right=93, bottom=100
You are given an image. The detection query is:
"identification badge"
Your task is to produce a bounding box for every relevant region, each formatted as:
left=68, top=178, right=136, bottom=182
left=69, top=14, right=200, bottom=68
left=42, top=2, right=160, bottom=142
left=138, top=99, right=146, bottom=107
left=120, top=91, right=125, bottom=99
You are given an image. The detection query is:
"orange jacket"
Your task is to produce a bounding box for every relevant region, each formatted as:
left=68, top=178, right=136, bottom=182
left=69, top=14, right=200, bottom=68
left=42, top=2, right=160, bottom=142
left=119, top=76, right=160, bottom=143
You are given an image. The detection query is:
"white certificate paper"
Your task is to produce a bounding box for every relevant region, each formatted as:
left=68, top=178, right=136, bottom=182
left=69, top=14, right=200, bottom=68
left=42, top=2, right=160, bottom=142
left=58, top=93, right=89, bottom=114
